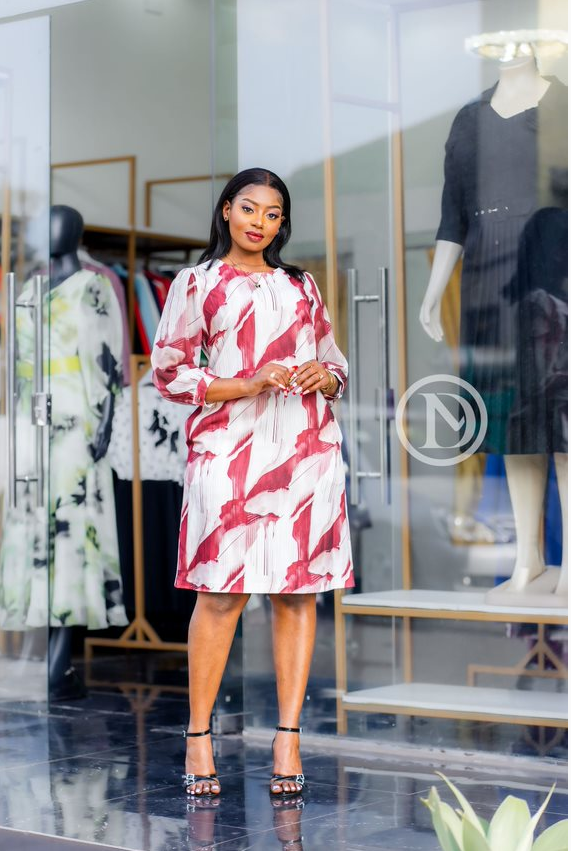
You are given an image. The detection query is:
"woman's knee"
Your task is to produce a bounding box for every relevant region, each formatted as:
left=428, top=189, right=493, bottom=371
left=196, top=592, right=250, bottom=617
left=270, top=593, right=316, bottom=613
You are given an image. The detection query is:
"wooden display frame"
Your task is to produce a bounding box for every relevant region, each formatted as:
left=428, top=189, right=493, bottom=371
left=336, top=594, right=567, bottom=730
left=85, top=354, right=188, bottom=671
left=49, top=158, right=212, bottom=674
left=51, top=157, right=208, bottom=344
left=144, top=173, right=232, bottom=228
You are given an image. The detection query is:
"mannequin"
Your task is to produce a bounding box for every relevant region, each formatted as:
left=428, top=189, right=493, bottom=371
left=49, top=206, right=126, bottom=698
left=0, top=205, right=128, bottom=698
left=50, top=206, right=115, bottom=463
left=420, top=50, right=568, bottom=601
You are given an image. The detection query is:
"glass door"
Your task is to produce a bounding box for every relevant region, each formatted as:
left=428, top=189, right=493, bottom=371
left=325, top=0, right=404, bottom=731
left=0, top=15, right=51, bottom=706
left=328, top=0, right=396, bottom=596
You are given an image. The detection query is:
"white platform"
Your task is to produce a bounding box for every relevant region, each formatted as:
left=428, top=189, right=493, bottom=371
left=486, top=568, right=566, bottom=609
left=341, top=589, right=568, bottom=618
left=342, top=683, right=568, bottom=722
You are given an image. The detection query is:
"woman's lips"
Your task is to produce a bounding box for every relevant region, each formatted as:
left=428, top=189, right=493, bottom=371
left=245, top=231, right=264, bottom=242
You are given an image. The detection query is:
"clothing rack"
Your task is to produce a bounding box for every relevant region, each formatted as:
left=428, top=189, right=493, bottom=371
left=85, top=354, right=188, bottom=667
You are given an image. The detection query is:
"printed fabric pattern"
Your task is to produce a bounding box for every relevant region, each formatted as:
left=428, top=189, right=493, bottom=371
left=0, top=271, right=127, bottom=629
left=151, top=260, right=354, bottom=594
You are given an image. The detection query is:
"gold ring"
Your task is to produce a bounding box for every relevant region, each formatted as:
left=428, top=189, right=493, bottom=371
left=319, top=373, right=324, bottom=379
left=270, top=371, right=277, bottom=379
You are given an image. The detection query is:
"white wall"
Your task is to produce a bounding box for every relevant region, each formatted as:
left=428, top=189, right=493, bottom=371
left=0, top=0, right=84, bottom=19
left=50, top=0, right=212, bottom=238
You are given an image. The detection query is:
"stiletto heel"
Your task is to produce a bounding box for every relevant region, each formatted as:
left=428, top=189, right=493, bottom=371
left=269, top=726, right=307, bottom=797
left=182, top=729, right=221, bottom=797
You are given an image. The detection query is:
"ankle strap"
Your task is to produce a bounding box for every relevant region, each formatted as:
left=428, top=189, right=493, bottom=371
left=183, top=728, right=211, bottom=738
left=276, top=725, right=302, bottom=733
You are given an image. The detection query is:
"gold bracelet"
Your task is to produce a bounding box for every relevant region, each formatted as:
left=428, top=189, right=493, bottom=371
left=325, top=370, right=337, bottom=395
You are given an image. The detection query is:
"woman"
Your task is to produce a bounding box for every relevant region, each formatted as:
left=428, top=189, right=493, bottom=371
left=151, top=168, right=354, bottom=798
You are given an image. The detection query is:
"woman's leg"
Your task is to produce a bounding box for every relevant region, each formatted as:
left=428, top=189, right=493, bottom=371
left=269, top=593, right=317, bottom=793
left=185, top=591, right=250, bottom=794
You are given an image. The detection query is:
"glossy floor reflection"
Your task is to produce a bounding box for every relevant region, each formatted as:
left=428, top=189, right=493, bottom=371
left=0, top=688, right=567, bottom=851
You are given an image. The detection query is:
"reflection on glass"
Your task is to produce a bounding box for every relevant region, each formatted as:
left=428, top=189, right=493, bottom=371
left=0, top=16, right=50, bottom=706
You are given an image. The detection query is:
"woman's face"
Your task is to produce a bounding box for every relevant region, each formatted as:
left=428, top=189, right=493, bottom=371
left=223, top=184, right=285, bottom=256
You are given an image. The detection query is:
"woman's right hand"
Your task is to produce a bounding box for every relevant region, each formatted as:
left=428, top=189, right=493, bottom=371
left=246, top=363, right=291, bottom=396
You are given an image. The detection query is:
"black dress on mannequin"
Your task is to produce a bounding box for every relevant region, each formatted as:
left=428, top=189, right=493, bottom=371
left=436, top=77, right=568, bottom=455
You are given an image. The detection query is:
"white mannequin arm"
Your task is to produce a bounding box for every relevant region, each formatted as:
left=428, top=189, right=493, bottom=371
left=419, top=240, right=463, bottom=342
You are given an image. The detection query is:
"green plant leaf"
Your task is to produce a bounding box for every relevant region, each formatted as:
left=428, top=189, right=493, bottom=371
left=513, top=786, right=557, bottom=851
left=487, top=795, right=531, bottom=851
left=436, top=773, right=487, bottom=838
left=531, top=818, right=569, bottom=851
left=439, top=801, right=464, bottom=848
left=462, top=815, right=492, bottom=851
left=478, top=817, right=490, bottom=836
left=422, top=787, right=462, bottom=851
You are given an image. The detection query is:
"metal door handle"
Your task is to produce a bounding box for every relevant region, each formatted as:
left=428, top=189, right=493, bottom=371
left=7, top=272, right=17, bottom=507
left=32, top=275, right=47, bottom=507
left=7, top=273, right=50, bottom=508
left=378, top=267, right=391, bottom=505
left=346, top=267, right=392, bottom=507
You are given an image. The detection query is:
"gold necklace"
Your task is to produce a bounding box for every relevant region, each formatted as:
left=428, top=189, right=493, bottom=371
left=227, top=255, right=271, bottom=271
left=226, top=256, right=273, bottom=287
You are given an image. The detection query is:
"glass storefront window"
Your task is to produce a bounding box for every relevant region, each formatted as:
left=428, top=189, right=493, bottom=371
left=213, top=0, right=568, bottom=756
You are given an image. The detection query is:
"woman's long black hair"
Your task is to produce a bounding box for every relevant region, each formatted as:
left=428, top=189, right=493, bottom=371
left=198, top=168, right=305, bottom=282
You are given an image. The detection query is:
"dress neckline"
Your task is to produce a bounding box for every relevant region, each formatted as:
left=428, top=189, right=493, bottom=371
left=487, top=79, right=552, bottom=121
left=217, top=259, right=281, bottom=277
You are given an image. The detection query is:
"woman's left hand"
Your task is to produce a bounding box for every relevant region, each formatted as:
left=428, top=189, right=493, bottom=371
left=289, top=360, right=336, bottom=395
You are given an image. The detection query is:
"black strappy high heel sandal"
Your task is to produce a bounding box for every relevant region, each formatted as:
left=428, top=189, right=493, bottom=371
left=182, top=728, right=221, bottom=797
left=270, top=725, right=307, bottom=798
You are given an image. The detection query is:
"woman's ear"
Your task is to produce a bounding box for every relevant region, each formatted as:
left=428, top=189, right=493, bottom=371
left=222, top=201, right=231, bottom=222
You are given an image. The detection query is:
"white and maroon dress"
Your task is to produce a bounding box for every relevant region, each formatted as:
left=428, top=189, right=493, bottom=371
left=151, top=260, right=354, bottom=594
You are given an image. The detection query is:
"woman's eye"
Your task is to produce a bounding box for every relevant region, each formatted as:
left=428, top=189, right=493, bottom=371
left=267, top=213, right=279, bottom=220
left=241, top=206, right=253, bottom=213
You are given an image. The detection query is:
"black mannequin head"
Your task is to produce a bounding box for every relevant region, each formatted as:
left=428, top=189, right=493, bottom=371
left=50, top=204, right=83, bottom=257
left=50, top=205, right=83, bottom=287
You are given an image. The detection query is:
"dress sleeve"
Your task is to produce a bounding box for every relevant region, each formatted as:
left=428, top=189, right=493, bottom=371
left=435, top=109, right=468, bottom=246
left=151, top=267, right=218, bottom=406
left=78, top=274, right=123, bottom=418
left=304, top=272, right=348, bottom=401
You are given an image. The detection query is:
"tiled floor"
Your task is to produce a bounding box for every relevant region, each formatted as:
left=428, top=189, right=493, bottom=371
left=0, top=687, right=567, bottom=850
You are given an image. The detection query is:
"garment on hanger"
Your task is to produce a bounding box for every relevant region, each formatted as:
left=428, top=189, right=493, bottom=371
left=505, top=208, right=567, bottom=454
left=0, top=270, right=127, bottom=629
left=78, top=248, right=131, bottom=385
left=146, top=270, right=170, bottom=311
left=135, top=272, right=161, bottom=349
left=108, top=367, right=189, bottom=484
left=436, top=77, right=567, bottom=454
left=113, top=474, right=194, bottom=635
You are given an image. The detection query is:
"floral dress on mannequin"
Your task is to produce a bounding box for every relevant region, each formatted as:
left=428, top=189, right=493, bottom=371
left=0, top=270, right=127, bottom=630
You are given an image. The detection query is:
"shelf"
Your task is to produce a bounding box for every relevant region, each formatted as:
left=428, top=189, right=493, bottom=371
left=82, top=224, right=207, bottom=255
left=341, top=590, right=568, bottom=624
left=342, top=683, right=568, bottom=727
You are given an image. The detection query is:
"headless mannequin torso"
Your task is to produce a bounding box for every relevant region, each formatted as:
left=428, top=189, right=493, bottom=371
left=420, top=57, right=567, bottom=600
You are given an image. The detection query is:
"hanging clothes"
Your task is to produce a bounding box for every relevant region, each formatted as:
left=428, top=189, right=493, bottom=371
left=108, top=367, right=189, bottom=484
